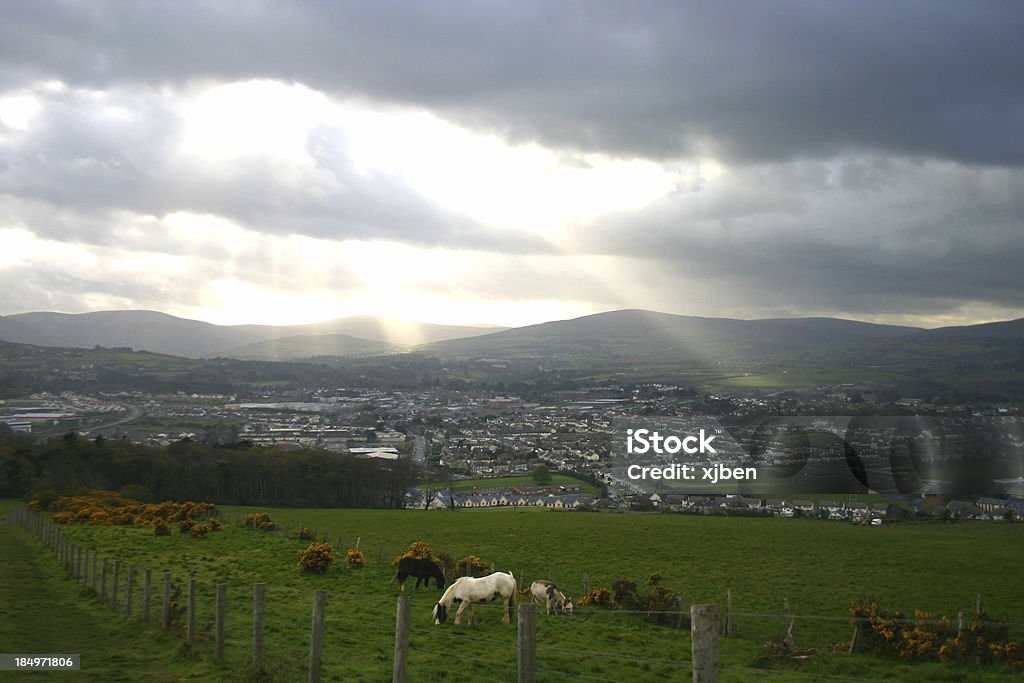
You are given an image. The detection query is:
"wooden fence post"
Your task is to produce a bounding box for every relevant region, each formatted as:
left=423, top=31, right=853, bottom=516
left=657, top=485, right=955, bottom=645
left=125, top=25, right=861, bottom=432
left=253, top=584, right=265, bottom=664
left=111, top=560, right=120, bottom=611
left=216, top=584, right=227, bottom=663
left=143, top=569, right=152, bottom=624
left=125, top=565, right=135, bottom=616
left=162, top=572, right=171, bottom=630
left=691, top=604, right=720, bottom=683
left=309, top=590, right=327, bottom=683
left=392, top=596, right=410, bottom=683
left=91, top=554, right=98, bottom=592
left=725, top=589, right=734, bottom=636
left=100, top=558, right=108, bottom=604
left=187, top=578, right=197, bottom=642
left=517, top=603, right=536, bottom=683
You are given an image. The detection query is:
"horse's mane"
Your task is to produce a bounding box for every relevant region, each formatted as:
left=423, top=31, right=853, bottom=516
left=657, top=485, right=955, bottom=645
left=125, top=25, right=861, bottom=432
left=436, top=576, right=470, bottom=608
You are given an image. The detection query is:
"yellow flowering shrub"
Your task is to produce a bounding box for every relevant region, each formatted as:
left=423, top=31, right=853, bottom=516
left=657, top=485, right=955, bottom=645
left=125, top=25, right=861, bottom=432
left=852, top=599, right=1024, bottom=667
left=298, top=543, right=334, bottom=574
left=578, top=587, right=611, bottom=607
left=347, top=548, right=365, bottom=567
left=393, top=540, right=434, bottom=565
left=42, top=490, right=217, bottom=528
left=189, top=523, right=210, bottom=538
left=245, top=512, right=277, bottom=531
left=449, top=554, right=491, bottom=580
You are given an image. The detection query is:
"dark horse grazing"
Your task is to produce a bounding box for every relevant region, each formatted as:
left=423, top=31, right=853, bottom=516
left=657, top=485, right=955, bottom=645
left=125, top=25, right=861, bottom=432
left=393, top=556, right=446, bottom=591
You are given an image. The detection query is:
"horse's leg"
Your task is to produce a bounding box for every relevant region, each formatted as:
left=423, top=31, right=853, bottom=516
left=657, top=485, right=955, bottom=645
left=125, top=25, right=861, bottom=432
left=503, top=597, right=511, bottom=624
left=454, top=601, right=466, bottom=625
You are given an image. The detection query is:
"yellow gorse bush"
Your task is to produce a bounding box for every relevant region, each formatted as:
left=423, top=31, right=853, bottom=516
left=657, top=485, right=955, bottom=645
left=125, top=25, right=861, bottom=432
left=41, top=490, right=218, bottom=530
left=245, top=512, right=277, bottom=531
left=346, top=548, right=365, bottom=567
left=851, top=598, right=1024, bottom=667
left=298, top=543, right=334, bottom=574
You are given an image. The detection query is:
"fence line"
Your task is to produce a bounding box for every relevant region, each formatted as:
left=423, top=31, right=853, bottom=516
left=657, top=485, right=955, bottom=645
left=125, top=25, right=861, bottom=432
left=5, top=505, right=1020, bottom=683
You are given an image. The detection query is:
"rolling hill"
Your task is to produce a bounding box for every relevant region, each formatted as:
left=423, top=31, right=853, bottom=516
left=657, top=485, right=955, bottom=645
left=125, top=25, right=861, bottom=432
left=0, top=310, right=503, bottom=359
left=211, top=333, right=394, bottom=361
left=424, top=309, right=921, bottom=364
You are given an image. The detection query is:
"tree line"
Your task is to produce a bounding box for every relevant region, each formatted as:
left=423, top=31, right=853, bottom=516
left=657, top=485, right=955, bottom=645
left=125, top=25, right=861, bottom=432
left=0, top=425, right=419, bottom=509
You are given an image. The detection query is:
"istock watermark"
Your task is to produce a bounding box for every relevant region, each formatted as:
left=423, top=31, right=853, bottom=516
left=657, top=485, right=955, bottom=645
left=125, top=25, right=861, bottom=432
left=626, top=428, right=717, bottom=454
left=609, top=415, right=1023, bottom=497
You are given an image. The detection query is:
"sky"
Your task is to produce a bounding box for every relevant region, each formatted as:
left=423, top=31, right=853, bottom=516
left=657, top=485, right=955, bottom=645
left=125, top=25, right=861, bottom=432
left=1, top=1, right=1022, bottom=329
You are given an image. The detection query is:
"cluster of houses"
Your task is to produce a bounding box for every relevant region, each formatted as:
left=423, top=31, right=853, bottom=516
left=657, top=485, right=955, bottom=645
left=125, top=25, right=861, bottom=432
left=406, top=484, right=595, bottom=510
left=406, top=485, right=1024, bottom=523
left=634, top=493, right=1024, bottom=521
left=954, top=496, right=1024, bottom=520
left=645, top=494, right=890, bottom=521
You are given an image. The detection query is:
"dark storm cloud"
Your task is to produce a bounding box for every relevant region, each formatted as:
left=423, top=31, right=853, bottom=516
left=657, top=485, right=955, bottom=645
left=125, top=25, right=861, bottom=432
left=1, top=1, right=1022, bottom=165
left=584, top=158, right=1024, bottom=315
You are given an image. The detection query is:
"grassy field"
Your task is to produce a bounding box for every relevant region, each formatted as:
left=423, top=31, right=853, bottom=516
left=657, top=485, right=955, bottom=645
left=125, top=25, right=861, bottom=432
left=713, top=367, right=912, bottom=389
left=0, top=523, right=219, bottom=682
left=2, top=504, right=1023, bottom=682
left=429, top=474, right=602, bottom=496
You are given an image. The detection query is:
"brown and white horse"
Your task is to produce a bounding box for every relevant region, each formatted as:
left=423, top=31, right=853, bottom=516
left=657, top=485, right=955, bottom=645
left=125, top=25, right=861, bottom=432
left=432, top=571, right=517, bottom=625
left=530, top=579, right=573, bottom=615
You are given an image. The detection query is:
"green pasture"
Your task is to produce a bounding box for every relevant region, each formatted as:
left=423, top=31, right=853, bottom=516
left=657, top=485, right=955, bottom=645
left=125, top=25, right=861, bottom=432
left=428, top=474, right=602, bottom=497
left=2, top=504, right=1023, bottom=681
left=0, top=523, right=210, bottom=682
left=714, top=367, right=911, bottom=389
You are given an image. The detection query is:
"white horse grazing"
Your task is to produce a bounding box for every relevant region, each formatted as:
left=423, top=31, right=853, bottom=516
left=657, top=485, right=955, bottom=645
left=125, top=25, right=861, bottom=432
left=530, top=579, right=573, bottom=615
left=432, top=571, right=517, bottom=625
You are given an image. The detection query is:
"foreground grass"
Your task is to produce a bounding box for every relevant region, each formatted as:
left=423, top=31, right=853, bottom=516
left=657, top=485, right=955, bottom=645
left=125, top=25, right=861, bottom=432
left=4, top=505, right=1023, bottom=681
left=0, top=523, right=220, bottom=682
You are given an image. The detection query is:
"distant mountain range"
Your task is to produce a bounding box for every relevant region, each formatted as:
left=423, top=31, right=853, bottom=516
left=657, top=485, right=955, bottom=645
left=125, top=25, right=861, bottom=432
left=0, top=310, right=504, bottom=359
left=0, top=309, right=1021, bottom=371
